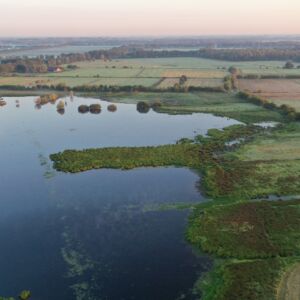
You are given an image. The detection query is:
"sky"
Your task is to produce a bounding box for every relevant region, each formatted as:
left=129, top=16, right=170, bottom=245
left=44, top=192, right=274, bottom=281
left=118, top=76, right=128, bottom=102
left=0, top=0, right=299, bottom=37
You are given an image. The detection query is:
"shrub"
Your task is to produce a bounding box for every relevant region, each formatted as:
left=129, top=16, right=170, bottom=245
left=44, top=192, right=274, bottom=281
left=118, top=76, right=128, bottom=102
left=78, top=105, right=89, bottom=113
left=284, top=61, right=295, bottom=69
left=137, top=101, right=150, bottom=113
left=89, top=104, right=101, bottom=114
left=107, top=104, right=117, bottom=112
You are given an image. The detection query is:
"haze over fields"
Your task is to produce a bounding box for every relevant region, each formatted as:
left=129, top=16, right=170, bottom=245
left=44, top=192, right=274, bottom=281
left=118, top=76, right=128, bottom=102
left=1, top=0, right=300, bottom=36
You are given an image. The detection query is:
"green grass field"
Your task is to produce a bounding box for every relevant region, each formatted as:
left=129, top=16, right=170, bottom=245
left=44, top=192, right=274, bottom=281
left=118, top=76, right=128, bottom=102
left=103, top=91, right=284, bottom=123
left=235, top=123, right=300, bottom=161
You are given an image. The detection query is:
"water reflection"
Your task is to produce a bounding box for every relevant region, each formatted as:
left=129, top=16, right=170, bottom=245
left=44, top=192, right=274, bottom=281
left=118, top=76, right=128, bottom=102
left=0, top=98, right=7, bottom=106
left=107, top=104, right=117, bottom=112
left=56, top=100, right=65, bottom=115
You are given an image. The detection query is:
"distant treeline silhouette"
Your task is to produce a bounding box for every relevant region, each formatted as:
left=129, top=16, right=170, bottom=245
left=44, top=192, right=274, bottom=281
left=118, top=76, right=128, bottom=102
left=1, top=46, right=300, bottom=74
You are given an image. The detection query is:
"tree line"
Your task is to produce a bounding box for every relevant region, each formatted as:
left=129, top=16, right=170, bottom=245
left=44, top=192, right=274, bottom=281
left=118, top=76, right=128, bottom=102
left=1, top=46, right=300, bottom=74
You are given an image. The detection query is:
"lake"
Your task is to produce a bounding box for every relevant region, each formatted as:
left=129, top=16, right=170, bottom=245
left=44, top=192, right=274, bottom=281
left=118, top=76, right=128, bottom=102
left=0, top=96, right=240, bottom=299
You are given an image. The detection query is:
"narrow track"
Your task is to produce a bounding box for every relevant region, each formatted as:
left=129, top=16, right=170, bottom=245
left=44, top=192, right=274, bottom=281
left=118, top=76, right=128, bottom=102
left=277, top=263, right=300, bottom=300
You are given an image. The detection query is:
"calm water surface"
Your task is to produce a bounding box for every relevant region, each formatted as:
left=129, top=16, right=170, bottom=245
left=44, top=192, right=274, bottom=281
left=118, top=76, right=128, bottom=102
left=0, top=96, right=239, bottom=299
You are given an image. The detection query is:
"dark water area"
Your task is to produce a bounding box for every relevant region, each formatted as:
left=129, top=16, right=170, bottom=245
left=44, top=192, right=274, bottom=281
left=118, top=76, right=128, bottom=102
left=0, top=96, right=239, bottom=299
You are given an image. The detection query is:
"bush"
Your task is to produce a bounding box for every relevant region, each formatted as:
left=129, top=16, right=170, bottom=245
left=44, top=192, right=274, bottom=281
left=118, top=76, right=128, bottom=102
left=284, top=61, right=295, bottom=69
left=89, top=104, right=101, bottom=114
left=107, top=104, right=117, bottom=112
left=137, top=101, right=150, bottom=113
left=78, top=105, right=89, bottom=113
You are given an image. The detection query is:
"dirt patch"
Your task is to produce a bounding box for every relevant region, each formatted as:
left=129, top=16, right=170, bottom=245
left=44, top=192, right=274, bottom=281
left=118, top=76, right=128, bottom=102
left=277, top=263, right=300, bottom=300
left=238, top=79, right=300, bottom=94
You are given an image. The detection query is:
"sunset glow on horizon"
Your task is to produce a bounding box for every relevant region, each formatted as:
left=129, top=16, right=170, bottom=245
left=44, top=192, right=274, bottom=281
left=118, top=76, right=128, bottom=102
left=0, top=0, right=299, bottom=37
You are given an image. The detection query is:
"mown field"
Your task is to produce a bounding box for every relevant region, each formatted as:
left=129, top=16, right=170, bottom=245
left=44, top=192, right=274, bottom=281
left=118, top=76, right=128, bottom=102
left=238, top=78, right=300, bottom=112
left=0, top=75, right=160, bottom=88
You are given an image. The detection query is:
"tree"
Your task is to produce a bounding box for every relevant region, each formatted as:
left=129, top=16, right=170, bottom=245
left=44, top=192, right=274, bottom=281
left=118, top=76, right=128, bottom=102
left=179, top=75, right=188, bottom=85
left=228, top=66, right=239, bottom=74
left=15, top=64, right=27, bottom=73
left=284, top=61, right=294, bottom=69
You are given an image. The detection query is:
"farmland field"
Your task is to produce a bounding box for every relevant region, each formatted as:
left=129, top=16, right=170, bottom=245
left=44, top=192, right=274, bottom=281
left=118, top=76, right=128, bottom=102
left=238, top=79, right=300, bottom=111
left=184, top=78, right=223, bottom=87
left=0, top=76, right=160, bottom=88
left=1, top=57, right=300, bottom=90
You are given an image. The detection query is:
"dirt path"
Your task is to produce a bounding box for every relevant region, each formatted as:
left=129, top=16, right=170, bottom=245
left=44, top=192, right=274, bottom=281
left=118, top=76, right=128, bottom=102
left=277, top=263, right=300, bottom=300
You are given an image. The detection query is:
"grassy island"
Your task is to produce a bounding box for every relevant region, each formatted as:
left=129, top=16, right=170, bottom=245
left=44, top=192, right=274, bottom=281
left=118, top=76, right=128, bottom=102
left=50, top=144, right=202, bottom=173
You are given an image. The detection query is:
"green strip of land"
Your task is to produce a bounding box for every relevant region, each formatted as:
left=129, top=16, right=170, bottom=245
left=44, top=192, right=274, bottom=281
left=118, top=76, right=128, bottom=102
left=102, top=91, right=284, bottom=123
left=50, top=144, right=202, bottom=173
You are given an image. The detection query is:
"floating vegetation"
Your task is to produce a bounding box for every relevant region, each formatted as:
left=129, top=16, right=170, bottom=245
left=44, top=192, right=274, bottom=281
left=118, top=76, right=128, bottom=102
left=61, top=228, right=99, bottom=300
left=0, top=290, right=31, bottom=300
left=107, top=104, right=117, bottom=112
left=18, top=291, right=31, bottom=300
left=39, top=153, right=56, bottom=179
left=70, top=282, right=90, bottom=300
